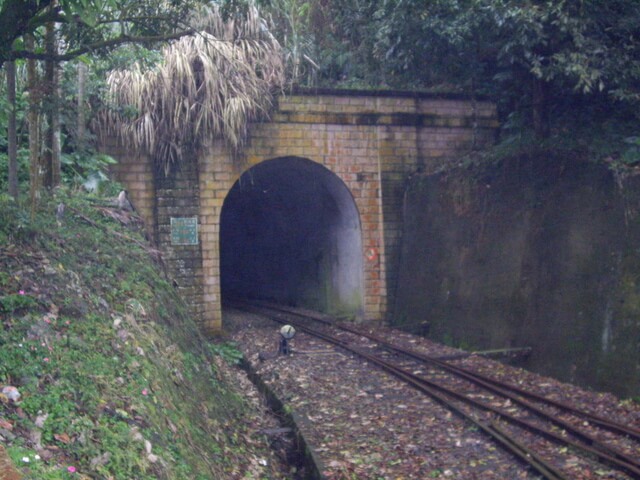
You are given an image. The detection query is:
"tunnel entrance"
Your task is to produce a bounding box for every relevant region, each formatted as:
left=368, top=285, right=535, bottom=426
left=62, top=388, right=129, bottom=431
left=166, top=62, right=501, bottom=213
left=220, top=156, right=364, bottom=319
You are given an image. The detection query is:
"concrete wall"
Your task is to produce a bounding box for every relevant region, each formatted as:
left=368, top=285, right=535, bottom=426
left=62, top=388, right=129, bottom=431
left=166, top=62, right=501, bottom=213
left=395, top=155, right=640, bottom=397
left=107, top=90, right=497, bottom=334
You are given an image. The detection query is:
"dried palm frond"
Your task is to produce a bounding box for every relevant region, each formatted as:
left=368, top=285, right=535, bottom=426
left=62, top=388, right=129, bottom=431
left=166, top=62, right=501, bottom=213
left=97, top=3, right=284, bottom=174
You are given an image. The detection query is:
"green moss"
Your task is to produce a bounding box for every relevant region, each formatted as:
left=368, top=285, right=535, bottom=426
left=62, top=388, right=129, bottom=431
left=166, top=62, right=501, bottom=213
left=0, top=191, right=277, bottom=479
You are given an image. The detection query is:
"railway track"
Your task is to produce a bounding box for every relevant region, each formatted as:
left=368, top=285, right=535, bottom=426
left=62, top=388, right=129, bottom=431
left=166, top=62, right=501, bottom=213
left=229, top=299, right=640, bottom=480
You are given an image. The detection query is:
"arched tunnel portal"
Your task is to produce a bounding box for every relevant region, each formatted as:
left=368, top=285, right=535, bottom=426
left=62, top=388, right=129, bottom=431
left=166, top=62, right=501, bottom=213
left=107, top=91, right=498, bottom=332
left=220, top=156, right=364, bottom=319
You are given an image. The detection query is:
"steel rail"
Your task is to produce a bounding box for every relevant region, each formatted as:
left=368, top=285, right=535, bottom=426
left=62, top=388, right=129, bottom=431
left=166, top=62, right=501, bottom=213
left=253, top=301, right=640, bottom=476
left=249, top=299, right=640, bottom=442
left=293, top=316, right=640, bottom=479
left=254, top=306, right=569, bottom=480
left=338, top=320, right=640, bottom=443
left=231, top=300, right=640, bottom=479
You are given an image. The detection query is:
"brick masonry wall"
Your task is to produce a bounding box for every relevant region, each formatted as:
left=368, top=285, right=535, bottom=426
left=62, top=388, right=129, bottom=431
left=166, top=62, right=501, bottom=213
left=106, top=140, right=206, bottom=327
left=199, top=121, right=387, bottom=330
left=103, top=139, right=155, bottom=238
left=154, top=150, right=206, bottom=325
left=109, top=91, right=497, bottom=335
left=197, top=142, right=234, bottom=333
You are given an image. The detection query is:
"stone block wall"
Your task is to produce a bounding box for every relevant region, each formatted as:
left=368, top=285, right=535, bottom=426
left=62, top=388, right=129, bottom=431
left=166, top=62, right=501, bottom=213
left=197, top=142, right=232, bottom=333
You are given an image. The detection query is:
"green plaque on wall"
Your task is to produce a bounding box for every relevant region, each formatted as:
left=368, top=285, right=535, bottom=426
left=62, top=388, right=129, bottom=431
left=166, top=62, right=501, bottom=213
left=170, top=217, right=199, bottom=245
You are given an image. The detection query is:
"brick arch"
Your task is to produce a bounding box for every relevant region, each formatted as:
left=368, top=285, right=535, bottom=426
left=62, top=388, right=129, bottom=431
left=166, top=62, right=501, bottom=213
left=107, top=89, right=497, bottom=335
left=199, top=132, right=387, bottom=333
left=219, top=156, right=365, bottom=319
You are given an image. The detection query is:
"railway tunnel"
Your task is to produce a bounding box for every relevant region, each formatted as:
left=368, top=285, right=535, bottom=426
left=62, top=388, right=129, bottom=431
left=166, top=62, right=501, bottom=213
left=220, top=156, right=364, bottom=319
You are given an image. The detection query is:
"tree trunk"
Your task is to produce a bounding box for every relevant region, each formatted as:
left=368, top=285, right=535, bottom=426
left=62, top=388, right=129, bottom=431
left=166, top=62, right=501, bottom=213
left=532, top=76, right=550, bottom=139
left=26, top=35, right=41, bottom=215
left=42, top=17, right=61, bottom=189
left=7, top=60, right=18, bottom=198
left=77, top=61, right=86, bottom=150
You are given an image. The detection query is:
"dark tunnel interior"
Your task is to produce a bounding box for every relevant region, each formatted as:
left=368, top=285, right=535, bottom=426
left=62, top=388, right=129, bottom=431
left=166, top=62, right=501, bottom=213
left=220, top=156, right=364, bottom=319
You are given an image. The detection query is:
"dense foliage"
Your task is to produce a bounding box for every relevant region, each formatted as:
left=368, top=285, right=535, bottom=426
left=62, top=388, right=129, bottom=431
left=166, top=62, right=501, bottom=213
left=0, top=0, right=206, bottom=63
left=1, top=0, right=640, bottom=196
left=259, top=0, right=640, bottom=163
left=369, top=0, right=640, bottom=149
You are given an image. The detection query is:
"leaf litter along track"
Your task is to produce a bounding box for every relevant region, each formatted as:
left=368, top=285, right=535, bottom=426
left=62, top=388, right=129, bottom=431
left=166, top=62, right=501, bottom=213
left=229, top=299, right=640, bottom=480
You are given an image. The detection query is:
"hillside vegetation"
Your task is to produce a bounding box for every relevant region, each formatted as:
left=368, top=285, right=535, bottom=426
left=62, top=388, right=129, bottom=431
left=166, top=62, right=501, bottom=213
left=0, top=189, right=281, bottom=479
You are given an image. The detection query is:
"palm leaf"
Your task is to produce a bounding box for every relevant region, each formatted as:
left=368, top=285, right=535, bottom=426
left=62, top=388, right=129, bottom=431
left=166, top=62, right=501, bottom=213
left=96, top=4, right=284, bottom=173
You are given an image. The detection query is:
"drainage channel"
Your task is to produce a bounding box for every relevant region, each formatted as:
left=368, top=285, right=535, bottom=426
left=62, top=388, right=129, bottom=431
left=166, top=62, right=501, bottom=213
left=240, top=357, right=327, bottom=480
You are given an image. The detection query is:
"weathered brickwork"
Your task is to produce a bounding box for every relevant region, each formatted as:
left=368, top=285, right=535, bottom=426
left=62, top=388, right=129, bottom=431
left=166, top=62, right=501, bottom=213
left=108, top=90, right=497, bottom=335
left=154, top=150, right=205, bottom=323
left=104, top=139, right=155, bottom=239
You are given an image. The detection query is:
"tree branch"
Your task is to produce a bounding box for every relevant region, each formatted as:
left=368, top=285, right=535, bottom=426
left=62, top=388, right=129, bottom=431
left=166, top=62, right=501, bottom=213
left=8, top=29, right=197, bottom=62
left=27, top=5, right=64, bottom=30
left=95, top=15, right=189, bottom=26
left=0, top=0, right=54, bottom=59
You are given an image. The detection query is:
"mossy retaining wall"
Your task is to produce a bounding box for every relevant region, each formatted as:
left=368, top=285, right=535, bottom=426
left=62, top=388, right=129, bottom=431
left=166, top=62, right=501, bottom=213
left=395, top=155, right=640, bottom=397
